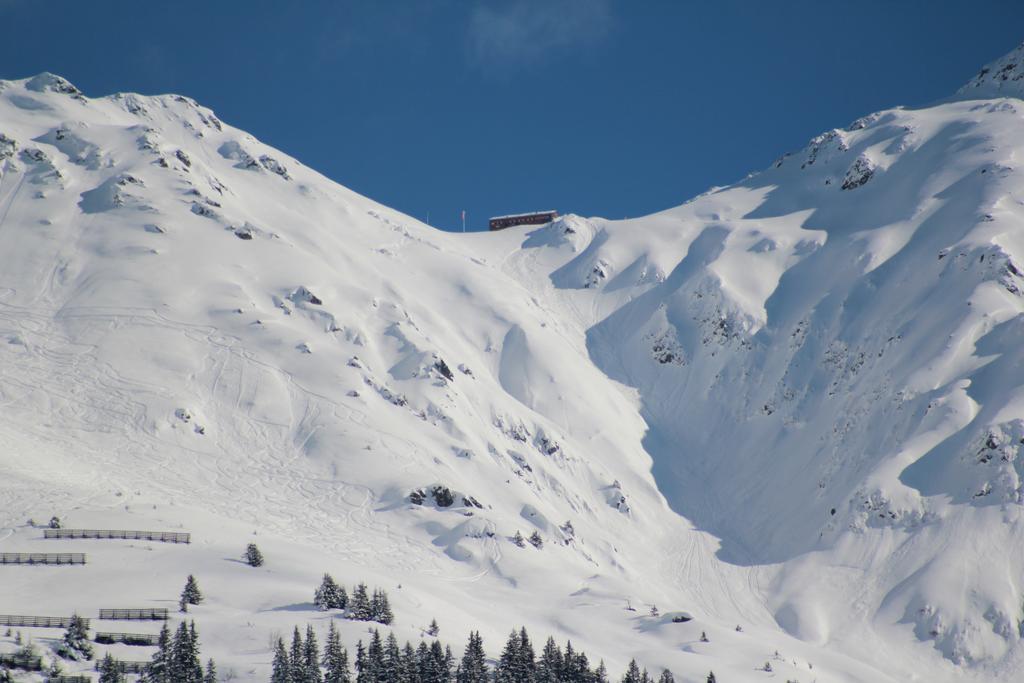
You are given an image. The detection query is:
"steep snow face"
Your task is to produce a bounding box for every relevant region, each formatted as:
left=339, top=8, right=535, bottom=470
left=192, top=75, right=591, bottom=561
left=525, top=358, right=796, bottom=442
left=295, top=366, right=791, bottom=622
left=959, top=42, right=1024, bottom=99
left=525, top=93, right=1024, bottom=669
left=5, top=42, right=1024, bottom=681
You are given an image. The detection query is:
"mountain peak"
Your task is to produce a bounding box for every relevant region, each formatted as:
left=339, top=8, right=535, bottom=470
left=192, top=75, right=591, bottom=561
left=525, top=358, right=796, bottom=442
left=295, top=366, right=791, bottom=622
left=957, top=42, right=1024, bottom=98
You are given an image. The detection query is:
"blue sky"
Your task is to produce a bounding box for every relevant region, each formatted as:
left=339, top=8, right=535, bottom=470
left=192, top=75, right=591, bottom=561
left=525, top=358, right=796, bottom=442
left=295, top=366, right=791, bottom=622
left=2, top=1, right=1023, bottom=231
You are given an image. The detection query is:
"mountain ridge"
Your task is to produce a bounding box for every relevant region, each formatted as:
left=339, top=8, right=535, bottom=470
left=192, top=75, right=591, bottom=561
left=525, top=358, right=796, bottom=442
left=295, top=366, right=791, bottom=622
left=3, top=41, right=1024, bottom=681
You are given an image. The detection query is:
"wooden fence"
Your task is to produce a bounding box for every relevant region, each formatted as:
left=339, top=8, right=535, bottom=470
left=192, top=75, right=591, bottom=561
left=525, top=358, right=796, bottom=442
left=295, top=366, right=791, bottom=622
left=94, top=659, right=149, bottom=674
left=44, top=529, right=190, bottom=544
left=94, top=632, right=159, bottom=646
left=98, top=608, right=168, bottom=621
left=0, top=614, right=90, bottom=628
left=52, top=676, right=92, bottom=683
left=0, top=552, right=86, bottom=565
left=0, top=651, right=43, bottom=670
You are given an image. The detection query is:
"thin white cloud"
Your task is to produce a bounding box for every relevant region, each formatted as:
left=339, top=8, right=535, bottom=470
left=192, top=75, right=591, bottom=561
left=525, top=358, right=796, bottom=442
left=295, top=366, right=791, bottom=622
left=467, top=0, right=613, bottom=68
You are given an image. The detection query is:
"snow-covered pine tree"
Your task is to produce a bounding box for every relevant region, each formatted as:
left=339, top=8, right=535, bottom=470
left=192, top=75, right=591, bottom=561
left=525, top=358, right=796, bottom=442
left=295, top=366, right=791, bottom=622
left=353, top=641, right=367, bottom=683
left=188, top=622, right=205, bottom=682
left=512, top=531, right=525, bottom=547
left=567, top=646, right=591, bottom=682
left=456, top=632, right=487, bottom=683
left=350, top=583, right=371, bottom=621
left=245, top=543, right=264, bottom=567
left=169, top=621, right=200, bottom=683
left=528, top=531, right=543, bottom=549
left=594, top=661, right=609, bottom=683
left=144, top=622, right=172, bottom=683
left=182, top=575, right=203, bottom=606
left=622, top=659, right=644, bottom=683
left=365, top=631, right=383, bottom=683
left=380, top=633, right=401, bottom=683
left=537, top=637, right=561, bottom=683
left=699, top=631, right=708, bottom=643
left=289, top=626, right=306, bottom=683
left=271, top=638, right=291, bottom=683
left=495, top=629, right=520, bottom=683
left=376, top=590, right=394, bottom=625
left=58, top=613, right=93, bottom=660
left=428, top=640, right=450, bottom=683
left=322, top=621, right=350, bottom=683
left=657, top=670, right=675, bottom=683
left=400, top=642, right=418, bottom=683
left=562, top=641, right=577, bottom=681
left=204, top=658, right=217, bottom=683
left=515, top=627, right=535, bottom=681
left=98, top=653, right=125, bottom=683
left=426, top=618, right=439, bottom=637
left=304, top=624, right=323, bottom=683
left=314, top=574, right=341, bottom=611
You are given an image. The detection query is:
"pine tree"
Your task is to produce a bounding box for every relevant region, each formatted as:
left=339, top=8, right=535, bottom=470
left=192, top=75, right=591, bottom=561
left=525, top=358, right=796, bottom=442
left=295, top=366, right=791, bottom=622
left=322, top=622, right=350, bottom=683
left=622, top=659, right=643, bottom=683
left=145, top=622, right=172, bottom=683
left=362, top=631, right=383, bottom=683
left=415, top=641, right=431, bottom=683
left=537, top=637, right=561, bottom=683
left=528, top=531, right=543, bottom=548
left=705, top=673, right=716, bottom=683
left=572, top=651, right=591, bottom=682
left=657, top=670, right=674, bottom=683
left=354, top=641, right=368, bottom=683
left=376, top=591, right=394, bottom=625
left=245, top=543, right=264, bottom=567
left=699, top=631, right=708, bottom=643
left=512, top=531, right=525, bottom=547
left=204, top=658, right=217, bottom=683
left=495, top=629, right=520, bottom=683
left=350, top=583, right=371, bottom=621
left=315, top=574, right=342, bottom=611
left=289, top=626, right=306, bottom=683
left=594, top=661, right=609, bottom=683
left=98, top=653, right=125, bottom=683
left=169, top=621, right=200, bottom=683
left=59, top=613, right=93, bottom=660
left=457, top=632, right=487, bottom=683
left=189, top=622, right=205, bottom=682
left=426, top=618, right=439, bottom=637
left=515, top=627, right=535, bottom=682
left=271, top=638, right=291, bottom=683
left=561, top=641, right=576, bottom=682
left=400, top=642, right=418, bottom=683
left=304, top=624, right=323, bottom=683
left=425, top=640, right=449, bottom=683
left=182, top=575, right=203, bottom=606
left=380, top=633, right=401, bottom=683
left=45, top=660, right=63, bottom=682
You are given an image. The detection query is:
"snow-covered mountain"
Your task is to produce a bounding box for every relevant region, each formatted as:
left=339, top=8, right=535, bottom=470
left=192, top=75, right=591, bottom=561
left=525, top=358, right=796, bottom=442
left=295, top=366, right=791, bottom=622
left=4, top=43, right=1024, bottom=682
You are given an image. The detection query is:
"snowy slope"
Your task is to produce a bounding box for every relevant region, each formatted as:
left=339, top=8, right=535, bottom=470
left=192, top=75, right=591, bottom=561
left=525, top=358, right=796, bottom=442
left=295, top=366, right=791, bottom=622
left=3, top=41, right=1024, bottom=682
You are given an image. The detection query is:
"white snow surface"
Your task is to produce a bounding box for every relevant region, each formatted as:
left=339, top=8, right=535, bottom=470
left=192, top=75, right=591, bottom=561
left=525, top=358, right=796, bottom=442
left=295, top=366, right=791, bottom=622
left=4, top=45, right=1024, bottom=681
